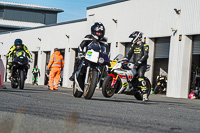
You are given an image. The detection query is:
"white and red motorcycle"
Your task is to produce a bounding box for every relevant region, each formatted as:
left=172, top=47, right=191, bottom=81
left=102, top=54, right=151, bottom=100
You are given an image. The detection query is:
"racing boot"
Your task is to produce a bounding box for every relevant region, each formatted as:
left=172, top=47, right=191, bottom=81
left=143, top=92, right=148, bottom=101
left=139, top=78, right=149, bottom=101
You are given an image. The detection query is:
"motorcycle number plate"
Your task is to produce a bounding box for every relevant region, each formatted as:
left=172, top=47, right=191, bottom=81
left=85, top=50, right=99, bottom=63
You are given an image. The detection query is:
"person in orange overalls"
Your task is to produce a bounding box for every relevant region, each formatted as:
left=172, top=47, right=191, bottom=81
left=48, top=48, right=64, bottom=90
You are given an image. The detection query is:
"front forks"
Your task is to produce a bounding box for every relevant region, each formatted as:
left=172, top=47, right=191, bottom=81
left=84, top=66, right=90, bottom=85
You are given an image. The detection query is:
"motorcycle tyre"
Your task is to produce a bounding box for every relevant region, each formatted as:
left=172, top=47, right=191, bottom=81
left=84, top=70, right=98, bottom=100
left=154, top=85, right=160, bottom=94
left=102, top=75, right=116, bottom=98
left=19, top=70, right=25, bottom=89
left=134, top=79, right=151, bottom=100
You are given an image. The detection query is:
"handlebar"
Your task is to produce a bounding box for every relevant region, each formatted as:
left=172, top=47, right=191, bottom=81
left=75, top=55, right=85, bottom=59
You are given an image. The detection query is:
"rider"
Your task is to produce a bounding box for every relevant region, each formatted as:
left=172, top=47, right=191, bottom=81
left=6, top=39, right=32, bottom=79
left=69, top=22, right=108, bottom=81
left=32, top=65, right=40, bottom=85
left=125, top=31, right=149, bottom=101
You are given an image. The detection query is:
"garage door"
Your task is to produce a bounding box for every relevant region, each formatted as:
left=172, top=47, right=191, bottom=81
left=155, top=37, right=170, bottom=58
left=153, top=37, right=170, bottom=87
left=192, top=35, right=200, bottom=55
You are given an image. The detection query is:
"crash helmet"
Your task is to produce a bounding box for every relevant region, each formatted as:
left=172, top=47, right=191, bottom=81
left=129, top=31, right=143, bottom=43
left=189, top=92, right=196, bottom=99
left=14, top=39, right=23, bottom=50
left=91, top=22, right=105, bottom=40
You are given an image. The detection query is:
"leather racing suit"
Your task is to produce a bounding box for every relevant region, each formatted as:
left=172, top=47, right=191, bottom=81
left=127, top=41, right=149, bottom=93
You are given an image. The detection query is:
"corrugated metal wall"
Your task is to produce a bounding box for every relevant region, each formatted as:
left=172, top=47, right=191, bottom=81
left=4, top=8, right=57, bottom=24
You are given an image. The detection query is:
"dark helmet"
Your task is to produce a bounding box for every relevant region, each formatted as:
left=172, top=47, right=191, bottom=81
left=91, top=22, right=105, bottom=40
left=129, top=31, right=143, bottom=43
left=14, top=39, right=23, bottom=50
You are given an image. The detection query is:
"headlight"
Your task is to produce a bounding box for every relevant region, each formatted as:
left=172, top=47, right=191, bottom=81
left=99, top=57, right=104, bottom=64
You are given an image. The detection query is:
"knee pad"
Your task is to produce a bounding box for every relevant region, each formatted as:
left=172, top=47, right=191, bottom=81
left=138, top=78, right=146, bottom=86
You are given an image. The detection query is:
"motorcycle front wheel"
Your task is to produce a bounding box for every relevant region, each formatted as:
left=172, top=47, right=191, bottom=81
left=19, top=70, right=25, bottom=89
left=153, top=85, right=161, bottom=94
left=84, top=70, right=98, bottom=99
left=134, top=78, right=151, bottom=100
left=102, top=75, right=116, bottom=98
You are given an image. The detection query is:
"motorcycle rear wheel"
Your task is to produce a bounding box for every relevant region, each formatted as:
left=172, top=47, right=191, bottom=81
left=134, top=78, right=151, bottom=100
left=11, top=82, right=18, bottom=89
left=102, top=75, right=116, bottom=98
left=84, top=70, right=98, bottom=99
left=19, top=70, right=25, bottom=89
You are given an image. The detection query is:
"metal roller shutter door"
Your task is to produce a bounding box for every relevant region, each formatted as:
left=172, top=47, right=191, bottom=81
left=153, top=37, right=170, bottom=87
left=155, top=37, right=170, bottom=59
left=192, top=35, right=200, bottom=55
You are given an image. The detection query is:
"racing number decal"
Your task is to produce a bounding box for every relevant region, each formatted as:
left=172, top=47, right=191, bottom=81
left=122, top=82, right=128, bottom=87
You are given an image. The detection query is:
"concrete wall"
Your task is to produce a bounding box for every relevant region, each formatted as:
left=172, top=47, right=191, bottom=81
left=0, top=0, right=200, bottom=98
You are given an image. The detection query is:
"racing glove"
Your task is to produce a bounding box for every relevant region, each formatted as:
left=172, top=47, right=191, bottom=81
left=78, top=52, right=84, bottom=59
left=134, top=61, right=142, bottom=68
left=29, top=58, right=33, bottom=63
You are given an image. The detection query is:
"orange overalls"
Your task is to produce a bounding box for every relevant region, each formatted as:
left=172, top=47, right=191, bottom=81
left=48, top=51, right=64, bottom=90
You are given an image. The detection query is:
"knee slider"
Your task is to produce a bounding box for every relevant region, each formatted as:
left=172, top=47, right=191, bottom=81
left=138, top=78, right=146, bottom=86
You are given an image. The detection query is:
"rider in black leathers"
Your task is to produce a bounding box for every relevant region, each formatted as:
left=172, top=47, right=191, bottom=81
left=69, top=22, right=108, bottom=81
left=126, top=31, right=149, bottom=101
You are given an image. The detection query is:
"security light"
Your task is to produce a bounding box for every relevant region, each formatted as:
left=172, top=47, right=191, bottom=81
left=112, top=19, right=117, bottom=24
left=66, top=35, right=70, bottom=38
left=171, top=28, right=177, bottom=36
left=38, top=38, right=41, bottom=41
left=0, top=42, right=3, bottom=44
left=174, top=9, right=181, bottom=15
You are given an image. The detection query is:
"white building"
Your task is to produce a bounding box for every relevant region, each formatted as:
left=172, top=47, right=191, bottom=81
left=1, top=0, right=200, bottom=98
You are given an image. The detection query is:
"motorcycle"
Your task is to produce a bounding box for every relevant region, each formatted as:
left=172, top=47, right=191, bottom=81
left=153, top=75, right=167, bottom=94
left=73, top=42, right=110, bottom=99
left=102, top=54, right=151, bottom=100
left=11, top=50, right=29, bottom=89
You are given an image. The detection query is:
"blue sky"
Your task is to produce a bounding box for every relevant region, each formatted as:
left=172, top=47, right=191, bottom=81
left=3, top=0, right=113, bottom=22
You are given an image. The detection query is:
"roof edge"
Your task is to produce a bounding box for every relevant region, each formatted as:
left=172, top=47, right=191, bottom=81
left=0, top=18, right=87, bottom=35
left=0, top=3, right=63, bottom=12
left=87, top=0, right=129, bottom=10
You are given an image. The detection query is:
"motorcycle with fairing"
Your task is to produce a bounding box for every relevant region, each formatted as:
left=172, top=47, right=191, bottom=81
left=153, top=75, right=167, bottom=94
left=10, top=50, right=30, bottom=89
left=102, top=54, right=151, bottom=100
left=73, top=42, right=110, bottom=99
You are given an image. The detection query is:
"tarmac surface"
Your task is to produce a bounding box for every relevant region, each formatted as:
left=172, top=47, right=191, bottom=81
left=0, top=82, right=200, bottom=133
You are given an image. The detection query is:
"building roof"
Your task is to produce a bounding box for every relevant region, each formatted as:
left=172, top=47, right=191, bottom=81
left=0, top=18, right=87, bottom=34
left=87, top=0, right=129, bottom=10
left=0, top=19, right=45, bottom=28
left=0, top=1, right=64, bottom=12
